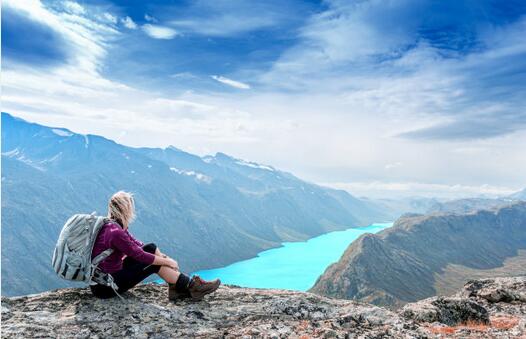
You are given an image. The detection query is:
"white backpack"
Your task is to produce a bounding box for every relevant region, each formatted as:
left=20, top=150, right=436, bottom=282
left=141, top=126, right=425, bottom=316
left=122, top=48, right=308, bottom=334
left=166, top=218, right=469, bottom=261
left=52, top=213, right=115, bottom=285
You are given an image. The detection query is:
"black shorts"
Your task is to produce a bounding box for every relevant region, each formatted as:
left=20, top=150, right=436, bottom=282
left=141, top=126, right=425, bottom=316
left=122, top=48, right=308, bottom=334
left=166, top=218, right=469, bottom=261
left=90, top=243, right=161, bottom=299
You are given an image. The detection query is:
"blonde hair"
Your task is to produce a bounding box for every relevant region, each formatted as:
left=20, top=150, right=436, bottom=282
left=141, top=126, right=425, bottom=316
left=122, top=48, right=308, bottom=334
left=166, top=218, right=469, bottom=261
left=108, top=191, right=135, bottom=229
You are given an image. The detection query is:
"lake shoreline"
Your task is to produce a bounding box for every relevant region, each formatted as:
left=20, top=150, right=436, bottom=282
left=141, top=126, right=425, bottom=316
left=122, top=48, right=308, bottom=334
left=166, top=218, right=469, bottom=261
left=156, top=222, right=393, bottom=291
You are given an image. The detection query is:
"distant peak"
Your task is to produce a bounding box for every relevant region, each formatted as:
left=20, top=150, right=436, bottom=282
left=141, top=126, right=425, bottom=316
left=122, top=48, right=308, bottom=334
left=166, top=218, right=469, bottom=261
left=51, top=128, right=74, bottom=137
left=214, top=152, right=233, bottom=160
left=166, top=145, right=181, bottom=151
left=2, top=112, right=27, bottom=123
left=202, top=155, right=214, bottom=163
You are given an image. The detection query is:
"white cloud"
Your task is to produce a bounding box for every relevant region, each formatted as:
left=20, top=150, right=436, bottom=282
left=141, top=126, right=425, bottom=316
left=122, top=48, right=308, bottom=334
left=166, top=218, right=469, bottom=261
left=167, top=2, right=289, bottom=37
left=142, top=24, right=178, bottom=39
left=322, top=181, right=518, bottom=199
left=148, top=98, right=216, bottom=117
left=4, top=0, right=118, bottom=74
left=170, top=16, right=277, bottom=37
left=211, top=75, right=251, bottom=89
left=3, top=0, right=526, bottom=200
left=144, top=14, right=157, bottom=22
left=102, top=12, right=117, bottom=24
left=385, top=162, right=402, bottom=170
left=170, top=72, right=198, bottom=79
left=122, top=16, right=137, bottom=29
left=63, top=1, right=85, bottom=15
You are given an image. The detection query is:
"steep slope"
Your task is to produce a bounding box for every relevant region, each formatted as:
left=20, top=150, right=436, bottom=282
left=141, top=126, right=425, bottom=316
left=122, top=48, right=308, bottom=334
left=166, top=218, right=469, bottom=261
left=1, top=112, right=386, bottom=296
left=135, top=147, right=392, bottom=226
left=2, top=277, right=525, bottom=338
left=310, top=202, right=526, bottom=308
left=427, top=197, right=519, bottom=214
left=511, top=188, right=526, bottom=200
left=363, top=196, right=441, bottom=217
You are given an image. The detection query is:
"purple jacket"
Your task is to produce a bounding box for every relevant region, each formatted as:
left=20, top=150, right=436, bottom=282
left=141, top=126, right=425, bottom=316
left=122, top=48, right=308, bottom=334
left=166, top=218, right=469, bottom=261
left=91, top=221, right=155, bottom=273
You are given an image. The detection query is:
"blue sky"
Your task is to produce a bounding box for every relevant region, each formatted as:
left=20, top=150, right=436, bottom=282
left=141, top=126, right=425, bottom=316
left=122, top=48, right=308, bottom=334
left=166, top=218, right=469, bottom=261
left=2, top=0, right=526, bottom=198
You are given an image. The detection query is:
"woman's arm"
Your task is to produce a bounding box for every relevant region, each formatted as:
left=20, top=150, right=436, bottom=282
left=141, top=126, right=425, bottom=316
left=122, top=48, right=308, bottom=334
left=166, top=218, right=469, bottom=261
left=125, top=230, right=144, bottom=247
left=152, top=255, right=179, bottom=270
left=110, top=229, right=156, bottom=264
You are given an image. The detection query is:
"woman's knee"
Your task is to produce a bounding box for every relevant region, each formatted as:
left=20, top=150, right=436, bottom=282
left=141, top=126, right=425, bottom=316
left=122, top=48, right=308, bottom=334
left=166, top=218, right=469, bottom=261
left=142, top=243, right=157, bottom=254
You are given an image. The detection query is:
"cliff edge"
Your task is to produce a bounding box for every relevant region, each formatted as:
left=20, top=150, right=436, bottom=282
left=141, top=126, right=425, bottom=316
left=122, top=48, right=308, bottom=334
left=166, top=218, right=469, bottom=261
left=2, top=277, right=525, bottom=338
left=310, top=202, right=526, bottom=308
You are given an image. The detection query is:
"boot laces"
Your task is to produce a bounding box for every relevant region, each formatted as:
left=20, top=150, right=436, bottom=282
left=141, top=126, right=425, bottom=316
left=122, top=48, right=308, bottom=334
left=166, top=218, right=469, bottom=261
left=193, top=275, right=206, bottom=285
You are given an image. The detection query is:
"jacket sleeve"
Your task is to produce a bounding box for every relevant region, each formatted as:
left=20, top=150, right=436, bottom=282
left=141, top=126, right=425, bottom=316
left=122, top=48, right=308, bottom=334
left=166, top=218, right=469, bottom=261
left=109, top=228, right=155, bottom=264
left=126, top=230, right=145, bottom=247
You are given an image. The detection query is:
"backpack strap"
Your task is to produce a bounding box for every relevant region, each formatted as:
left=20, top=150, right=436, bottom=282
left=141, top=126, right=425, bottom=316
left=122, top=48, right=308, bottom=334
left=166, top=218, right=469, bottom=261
left=90, top=267, right=125, bottom=301
left=89, top=219, right=125, bottom=301
left=91, top=218, right=115, bottom=267
left=92, top=248, right=113, bottom=266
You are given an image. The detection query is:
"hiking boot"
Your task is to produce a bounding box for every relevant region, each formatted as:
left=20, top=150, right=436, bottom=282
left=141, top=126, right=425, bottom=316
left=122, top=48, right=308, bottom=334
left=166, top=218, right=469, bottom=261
left=188, top=275, right=221, bottom=301
left=168, top=283, right=190, bottom=301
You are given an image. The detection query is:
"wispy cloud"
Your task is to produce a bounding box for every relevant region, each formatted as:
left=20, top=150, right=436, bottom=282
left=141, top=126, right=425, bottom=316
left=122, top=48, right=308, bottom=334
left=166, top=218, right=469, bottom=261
left=211, top=75, right=250, bottom=89
left=166, top=1, right=296, bottom=37
left=144, top=14, right=157, bottom=23
left=142, top=24, right=178, bottom=39
left=63, top=1, right=84, bottom=15
left=121, top=16, right=137, bottom=30
left=385, top=162, right=402, bottom=170
left=4, top=0, right=118, bottom=74
left=258, top=0, right=526, bottom=142
left=170, top=72, right=197, bottom=79
left=3, top=0, right=526, bottom=197
left=102, top=12, right=117, bottom=24
left=323, top=181, right=517, bottom=199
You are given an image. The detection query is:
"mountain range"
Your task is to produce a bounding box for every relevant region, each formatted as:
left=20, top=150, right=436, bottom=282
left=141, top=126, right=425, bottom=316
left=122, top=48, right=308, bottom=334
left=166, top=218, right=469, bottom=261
left=1, top=112, right=392, bottom=296
left=310, top=202, right=526, bottom=308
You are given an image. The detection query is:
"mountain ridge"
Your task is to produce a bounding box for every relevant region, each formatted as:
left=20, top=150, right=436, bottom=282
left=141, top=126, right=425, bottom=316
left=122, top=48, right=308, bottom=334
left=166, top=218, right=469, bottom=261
left=1, top=112, right=391, bottom=296
left=310, top=202, right=526, bottom=308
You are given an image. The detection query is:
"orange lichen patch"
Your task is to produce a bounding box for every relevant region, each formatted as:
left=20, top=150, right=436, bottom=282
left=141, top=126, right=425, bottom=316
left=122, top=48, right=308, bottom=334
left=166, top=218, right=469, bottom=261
left=461, top=320, right=490, bottom=331
left=426, top=321, right=490, bottom=335
left=295, top=320, right=310, bottom=332
left=490, top=315, right=519, bottom=330
left=425, top=317, right=521, bottom=335
left=426, top=326, right=456, bottom=335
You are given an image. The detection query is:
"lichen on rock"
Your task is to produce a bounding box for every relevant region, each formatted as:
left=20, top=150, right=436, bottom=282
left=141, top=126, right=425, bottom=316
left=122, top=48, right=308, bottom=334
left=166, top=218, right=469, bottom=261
left=2, top=277, right=525, bottom=338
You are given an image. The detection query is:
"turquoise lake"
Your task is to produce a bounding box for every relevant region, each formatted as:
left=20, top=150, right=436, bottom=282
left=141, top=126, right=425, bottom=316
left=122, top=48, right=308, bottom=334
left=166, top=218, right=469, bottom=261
left=183, top=222, right=392, bottom=291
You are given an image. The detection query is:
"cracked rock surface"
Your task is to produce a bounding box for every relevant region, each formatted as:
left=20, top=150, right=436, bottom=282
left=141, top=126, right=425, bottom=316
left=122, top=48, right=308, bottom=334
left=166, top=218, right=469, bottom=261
left=2, top=277, right=525, bottom=338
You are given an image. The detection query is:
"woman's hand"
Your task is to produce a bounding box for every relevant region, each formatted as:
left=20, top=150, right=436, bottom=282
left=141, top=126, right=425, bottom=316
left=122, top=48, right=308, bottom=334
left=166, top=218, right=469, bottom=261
left=163, top=257, right=179, bottom=271
left=153, top=254, right=180, bottom=270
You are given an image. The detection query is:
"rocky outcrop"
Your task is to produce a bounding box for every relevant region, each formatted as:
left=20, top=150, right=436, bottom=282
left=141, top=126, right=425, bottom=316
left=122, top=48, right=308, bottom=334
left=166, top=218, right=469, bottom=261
left=310, top=202, right=526, bottom=308
left=402, top=276, right=526, bottom=337
left=2, top=277, right=525, bottom=338
left=1, top=284, right=420, bottom=338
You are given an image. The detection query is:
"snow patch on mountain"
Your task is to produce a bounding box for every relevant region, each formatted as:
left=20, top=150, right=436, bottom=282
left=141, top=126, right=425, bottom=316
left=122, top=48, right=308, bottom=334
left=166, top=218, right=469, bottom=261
left=52, top=129, right=73, bottom=137
left=2, top=148, right=21, bottom=157
left=39, top=152, right=63, bottom=164
left=2, top=148, right=45, bottom=171
left=236, top=159, right=275, bottom=171
left=170, top=167, right=211, bottom=183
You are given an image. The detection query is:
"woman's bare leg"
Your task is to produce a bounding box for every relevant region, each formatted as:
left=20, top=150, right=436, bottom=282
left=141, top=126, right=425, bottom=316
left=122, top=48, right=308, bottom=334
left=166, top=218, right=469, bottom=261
left=158, top=266, right=181, bottom=284
left=154, top=247, right=182, bottom=283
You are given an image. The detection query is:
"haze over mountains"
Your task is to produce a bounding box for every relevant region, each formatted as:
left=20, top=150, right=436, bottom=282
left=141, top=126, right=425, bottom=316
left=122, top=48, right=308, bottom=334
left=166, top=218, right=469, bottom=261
left=311, top=202, right=526, bottom=308
left=1, top=112, right=392, bottom=296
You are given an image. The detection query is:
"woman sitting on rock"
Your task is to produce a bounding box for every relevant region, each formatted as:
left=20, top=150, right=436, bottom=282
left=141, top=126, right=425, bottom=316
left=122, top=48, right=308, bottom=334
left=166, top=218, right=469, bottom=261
left=90, top=191, right=220, bottom=300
